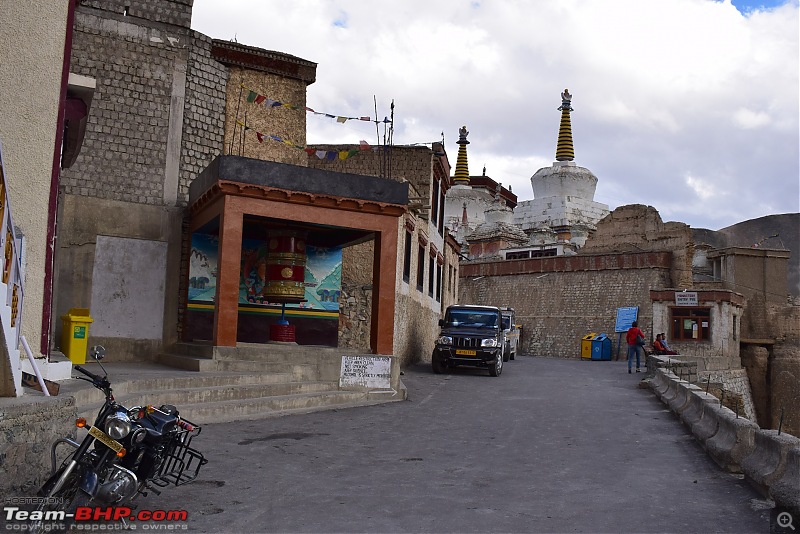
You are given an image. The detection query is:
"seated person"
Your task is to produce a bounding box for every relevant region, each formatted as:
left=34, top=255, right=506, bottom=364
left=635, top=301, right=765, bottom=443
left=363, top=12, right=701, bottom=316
left=660, top=334, right=678, bottom=354
left=653, top=333, right=678, bottom=355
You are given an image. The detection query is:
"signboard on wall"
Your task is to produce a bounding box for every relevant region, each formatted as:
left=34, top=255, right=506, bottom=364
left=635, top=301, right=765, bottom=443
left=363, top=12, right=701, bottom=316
left=339, top=356, right=392, bottom=390
left=675, top=292, right=698, bottom=306
left=615, top=306, right=639, bottom=332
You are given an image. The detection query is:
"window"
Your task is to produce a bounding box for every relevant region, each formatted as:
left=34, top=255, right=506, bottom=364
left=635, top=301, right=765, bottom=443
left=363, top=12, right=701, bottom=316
left=402, top=230, right=411, bottom=283
left=671, top=307, right=711, bottom=341
left=436, top=264, right=442, bottom=302
left=428, top=255, right=435, bottom=297
left=416, top=245, right=425, bottom=292
left=431, top=177, right=439, bottom=226
left=438, top=192, right=445, bottom=236
left=506, top=251, right=530, bottom=260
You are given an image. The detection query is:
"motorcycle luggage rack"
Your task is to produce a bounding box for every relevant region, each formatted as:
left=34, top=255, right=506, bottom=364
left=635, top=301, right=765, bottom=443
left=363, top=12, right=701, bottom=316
left=152, top=422, right=208, bottom=487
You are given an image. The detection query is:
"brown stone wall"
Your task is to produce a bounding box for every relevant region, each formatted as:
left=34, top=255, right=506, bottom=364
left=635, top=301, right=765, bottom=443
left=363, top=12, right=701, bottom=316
left=741, top=345, right=771, bottom=426
left=582, top=204, right=693, bottom=288
left=223, top=67, right=308, bottom=166
left=771, top=339, right=800, bottom=437
left=459, top=254, right=672, bottom=358
left=308, top=145, right=434, bottom=198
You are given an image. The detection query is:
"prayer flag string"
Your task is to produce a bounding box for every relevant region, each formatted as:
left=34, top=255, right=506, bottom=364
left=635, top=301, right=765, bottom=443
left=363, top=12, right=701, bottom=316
left=241, top=84, right=391, bottom=124
left=236, top=120, right=376, bottom=161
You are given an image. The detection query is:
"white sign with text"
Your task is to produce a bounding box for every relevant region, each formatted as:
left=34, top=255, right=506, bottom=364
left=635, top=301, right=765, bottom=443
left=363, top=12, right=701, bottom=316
left=675, top=292, right=698, bottom=306
left=340, top=356, right=392, bottom=390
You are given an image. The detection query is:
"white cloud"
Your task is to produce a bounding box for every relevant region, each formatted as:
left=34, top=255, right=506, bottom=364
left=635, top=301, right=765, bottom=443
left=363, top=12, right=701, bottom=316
left=191, top=0, right=799, bottom=230
left=733, top=108, right=772, bottom=128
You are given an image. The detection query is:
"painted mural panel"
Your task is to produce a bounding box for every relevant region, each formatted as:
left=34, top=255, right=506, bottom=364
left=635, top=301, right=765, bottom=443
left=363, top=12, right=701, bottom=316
left=189, top=233, right=342, bottom=310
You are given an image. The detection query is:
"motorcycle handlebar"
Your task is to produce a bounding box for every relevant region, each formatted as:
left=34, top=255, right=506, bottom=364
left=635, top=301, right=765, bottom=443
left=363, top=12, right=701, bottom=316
left=74, top=365, right=108, bottom=387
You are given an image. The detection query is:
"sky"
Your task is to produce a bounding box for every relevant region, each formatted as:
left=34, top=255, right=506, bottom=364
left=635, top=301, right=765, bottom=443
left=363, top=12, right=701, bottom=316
left=191, top=0, right=799, bottom=231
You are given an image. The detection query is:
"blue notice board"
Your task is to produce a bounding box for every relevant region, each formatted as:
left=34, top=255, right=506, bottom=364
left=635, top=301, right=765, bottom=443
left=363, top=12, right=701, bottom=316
left=615, top=306, right=639, bottom=332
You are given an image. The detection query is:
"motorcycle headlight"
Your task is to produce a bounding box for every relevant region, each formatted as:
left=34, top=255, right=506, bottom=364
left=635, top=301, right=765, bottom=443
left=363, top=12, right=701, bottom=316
left=437, top=336, right=452, bottom=345
left=105, top=413, right=132, bottom=440
left=481, top=338, right=499, bottom=348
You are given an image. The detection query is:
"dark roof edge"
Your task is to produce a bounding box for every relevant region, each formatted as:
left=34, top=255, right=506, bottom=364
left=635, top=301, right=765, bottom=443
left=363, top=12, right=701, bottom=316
left=211, top=40, right=317, bottom=84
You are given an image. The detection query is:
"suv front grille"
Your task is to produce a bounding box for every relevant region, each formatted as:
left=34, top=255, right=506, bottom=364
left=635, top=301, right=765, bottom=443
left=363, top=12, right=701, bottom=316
left=453, top=337, right=481, bottom=348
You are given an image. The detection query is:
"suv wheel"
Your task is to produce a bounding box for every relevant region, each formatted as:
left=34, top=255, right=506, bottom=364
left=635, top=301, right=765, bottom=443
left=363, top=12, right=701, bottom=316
left=489, top=350, right=503, bottom=377
left=432, top=352, right=446, bottom=374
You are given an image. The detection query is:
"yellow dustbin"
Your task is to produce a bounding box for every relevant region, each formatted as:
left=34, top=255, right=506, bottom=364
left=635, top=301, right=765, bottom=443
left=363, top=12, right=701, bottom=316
left=61, top=308, right=93, bottom=364
left=581, top=333, right=597, bottom=359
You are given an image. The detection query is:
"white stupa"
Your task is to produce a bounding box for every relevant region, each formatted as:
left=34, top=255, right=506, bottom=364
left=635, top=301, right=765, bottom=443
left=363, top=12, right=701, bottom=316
left=513, top=89, right=609, bottom=247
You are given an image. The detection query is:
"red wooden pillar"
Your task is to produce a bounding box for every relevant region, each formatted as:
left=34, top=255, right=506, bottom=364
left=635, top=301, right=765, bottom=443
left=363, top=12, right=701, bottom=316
left=371, top=220, right=399, bottom=355
left=213, top=197, right=243, bottom=347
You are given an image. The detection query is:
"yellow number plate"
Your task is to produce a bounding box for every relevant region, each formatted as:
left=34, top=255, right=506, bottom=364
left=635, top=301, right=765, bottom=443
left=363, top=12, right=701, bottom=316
left=455, top=349, right=477, bottom=356
left=88, top=426, right=124, bottom=453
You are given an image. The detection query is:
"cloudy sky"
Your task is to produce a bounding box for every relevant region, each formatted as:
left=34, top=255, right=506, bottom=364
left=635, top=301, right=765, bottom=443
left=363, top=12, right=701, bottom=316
left=191, top=0, right=798, bottom=231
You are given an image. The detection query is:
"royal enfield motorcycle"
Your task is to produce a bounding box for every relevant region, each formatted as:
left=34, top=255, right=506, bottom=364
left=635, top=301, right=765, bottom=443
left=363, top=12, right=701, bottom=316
left=31, top=346, right=206, bottom=531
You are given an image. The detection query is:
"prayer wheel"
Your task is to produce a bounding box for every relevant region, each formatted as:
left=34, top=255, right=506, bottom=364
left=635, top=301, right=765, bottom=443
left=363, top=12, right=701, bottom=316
left=261, top=230, right=307, bottom=304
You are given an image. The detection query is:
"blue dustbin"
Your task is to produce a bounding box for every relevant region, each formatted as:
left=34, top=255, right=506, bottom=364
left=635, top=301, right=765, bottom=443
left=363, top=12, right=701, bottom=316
left=591, top=334, right=612, bottom=361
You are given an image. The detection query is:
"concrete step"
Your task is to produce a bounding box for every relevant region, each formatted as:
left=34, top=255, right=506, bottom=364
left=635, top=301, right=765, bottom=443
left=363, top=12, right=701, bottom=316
left=177, top=390, right=393, bottom=424
left=76, top=381, right=340, bottom=420
left=156, top=352, right=321, bottom=379
left=63, top=369, right=295, bottom=407
left=166, top=342, right=356, bottom=364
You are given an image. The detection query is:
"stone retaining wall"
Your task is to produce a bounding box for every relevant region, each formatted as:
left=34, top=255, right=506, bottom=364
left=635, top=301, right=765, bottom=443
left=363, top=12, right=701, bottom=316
left=0, top=396, right=77, bottom=496
left=647, top=363, right=799, bottom=516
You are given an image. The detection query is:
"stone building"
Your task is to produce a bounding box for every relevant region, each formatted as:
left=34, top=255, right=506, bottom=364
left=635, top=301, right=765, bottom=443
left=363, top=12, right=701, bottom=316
left=306, top=143, right=461, bottom=365
left=0, top=0, right=101, bottom=389
left=443, top=125, right=522, bottom=258
left=1, top=0, right=456, bottom=390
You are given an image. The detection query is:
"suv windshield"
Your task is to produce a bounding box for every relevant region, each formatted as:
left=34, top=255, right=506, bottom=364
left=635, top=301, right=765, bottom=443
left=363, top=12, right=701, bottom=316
left=444, top=309, right=498, bottom=328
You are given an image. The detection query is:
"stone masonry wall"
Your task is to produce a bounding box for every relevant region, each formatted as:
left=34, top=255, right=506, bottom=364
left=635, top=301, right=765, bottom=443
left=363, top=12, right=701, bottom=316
left=63, top=7, right=193, bottom=204
left=0, top=396, right=77, bottom=496
left=583, top=204, right=693, bottom=288
left=339, top=242, right=374, bottom=351
left=308, top=145, right=433, bottom=197
left=79, top=0, right=193, bottom=29
left=181, top=32, right=227, bottom=204
left=459, top=253, right=672, bottom=358
left=223, top=66, right=308, bottom=167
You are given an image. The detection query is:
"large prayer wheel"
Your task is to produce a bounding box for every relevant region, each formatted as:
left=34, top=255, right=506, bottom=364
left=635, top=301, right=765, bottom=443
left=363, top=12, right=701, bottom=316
left=261, top=230, right=307, bottom=304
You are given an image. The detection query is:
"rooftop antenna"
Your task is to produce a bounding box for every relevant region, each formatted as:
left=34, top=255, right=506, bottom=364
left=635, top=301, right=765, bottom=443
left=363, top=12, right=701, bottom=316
left=387, top=100, right=394, bottom=181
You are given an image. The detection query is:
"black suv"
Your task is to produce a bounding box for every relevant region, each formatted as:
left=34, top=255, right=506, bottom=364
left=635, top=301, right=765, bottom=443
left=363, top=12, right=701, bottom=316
left=432, top=305, right=505, bottom=376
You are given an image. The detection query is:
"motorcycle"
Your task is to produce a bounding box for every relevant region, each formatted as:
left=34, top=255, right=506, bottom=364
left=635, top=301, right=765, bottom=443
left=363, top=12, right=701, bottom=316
left=31, top=345, right=207, bottom=531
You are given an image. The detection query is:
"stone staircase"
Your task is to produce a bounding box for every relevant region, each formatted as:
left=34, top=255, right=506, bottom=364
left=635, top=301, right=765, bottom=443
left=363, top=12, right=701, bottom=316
left=65, top=343, right=405, bottom=424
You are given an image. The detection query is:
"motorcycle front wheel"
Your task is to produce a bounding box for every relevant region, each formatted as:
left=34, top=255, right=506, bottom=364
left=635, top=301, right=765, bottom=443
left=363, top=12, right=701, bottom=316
left=30, top=469, right=91, bottom=533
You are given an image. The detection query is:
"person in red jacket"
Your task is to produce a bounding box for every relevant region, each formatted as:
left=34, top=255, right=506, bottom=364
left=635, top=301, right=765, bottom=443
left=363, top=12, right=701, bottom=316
left=625, top=321, right=646, bottom=374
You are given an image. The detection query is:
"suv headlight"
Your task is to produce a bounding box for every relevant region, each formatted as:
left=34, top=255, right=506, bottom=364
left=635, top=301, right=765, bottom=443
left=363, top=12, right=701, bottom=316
left=481, top=338, right=499, bottom=348
left=437, top=336, right=453, bottom=345
left=105, top=413, right=132, bottom=440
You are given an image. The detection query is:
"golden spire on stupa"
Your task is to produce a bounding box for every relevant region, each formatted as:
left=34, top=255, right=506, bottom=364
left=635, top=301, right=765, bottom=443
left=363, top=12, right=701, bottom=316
left=453, top=125, right=471, bottom=185
left=555, top=89, right=575, bottom=162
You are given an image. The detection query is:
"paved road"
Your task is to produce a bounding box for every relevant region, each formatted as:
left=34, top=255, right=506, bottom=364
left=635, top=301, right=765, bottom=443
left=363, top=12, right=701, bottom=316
left=132, top=356, right=771, bottom=533
left=28, top=357, right=773, bottom=533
